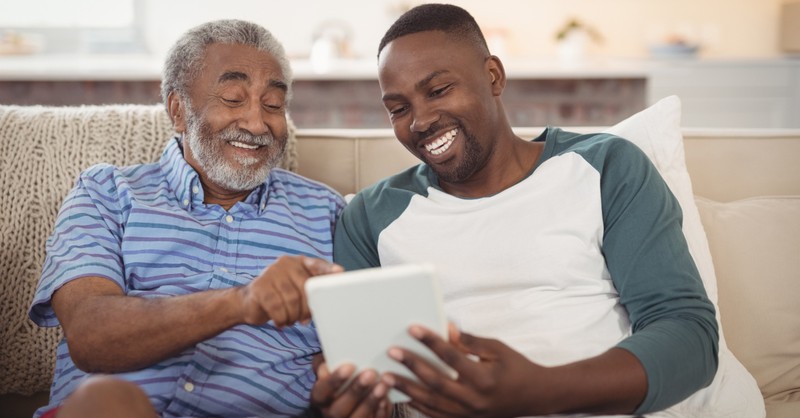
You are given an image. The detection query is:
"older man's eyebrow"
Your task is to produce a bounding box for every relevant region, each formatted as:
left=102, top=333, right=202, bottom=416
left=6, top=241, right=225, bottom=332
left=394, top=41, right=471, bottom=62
left=269, top=79, right=288, bottom=92
left=218, top=71, right=288, bottom=93
left=218, top=71, right=249, bottom=83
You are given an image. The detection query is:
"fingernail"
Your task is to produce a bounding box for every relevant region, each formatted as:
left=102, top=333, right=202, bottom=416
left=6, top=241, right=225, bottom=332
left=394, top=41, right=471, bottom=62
left=336, top=364, right=355, bottom=379
left=358, top=369, right=377, bottom=385
left=318, top=363, right=329, bottom=378
left=388, top=348, right=403, bottom=361
left=381, top=374, right=395, bottom=387
left=409, top=325, right=424, bottom=338
left=372, top=382, right=387, bottom=397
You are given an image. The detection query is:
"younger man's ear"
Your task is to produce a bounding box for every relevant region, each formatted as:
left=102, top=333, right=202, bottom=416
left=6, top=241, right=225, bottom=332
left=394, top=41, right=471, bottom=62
left=167, top=92, right=187, bottom=133
left=486, top=55, right=506, bottom=96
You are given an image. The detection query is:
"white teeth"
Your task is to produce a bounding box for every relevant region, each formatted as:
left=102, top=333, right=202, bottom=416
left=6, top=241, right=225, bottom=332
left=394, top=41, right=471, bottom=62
left=424, top=128, right=458, bottom=155
left=230, top=141, right=259, bottom=150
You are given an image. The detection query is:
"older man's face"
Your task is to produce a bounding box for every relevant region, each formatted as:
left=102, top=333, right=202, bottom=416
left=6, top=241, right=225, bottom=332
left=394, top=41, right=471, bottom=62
left=181, top=43, right=289, bottom=193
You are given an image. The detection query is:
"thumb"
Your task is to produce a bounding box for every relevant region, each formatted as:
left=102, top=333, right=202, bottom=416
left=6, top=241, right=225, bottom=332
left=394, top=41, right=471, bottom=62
left=457, top=331, right=504, bottom=361
left=447, top=322, right=471, bottom=354
left=302, top=257, right=344, bottom=276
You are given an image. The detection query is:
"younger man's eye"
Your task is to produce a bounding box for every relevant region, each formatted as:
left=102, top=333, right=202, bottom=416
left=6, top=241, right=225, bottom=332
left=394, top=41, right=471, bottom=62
left=389, top=105, right=408, bottom=116
left=430, top=84, right=451, bottom=97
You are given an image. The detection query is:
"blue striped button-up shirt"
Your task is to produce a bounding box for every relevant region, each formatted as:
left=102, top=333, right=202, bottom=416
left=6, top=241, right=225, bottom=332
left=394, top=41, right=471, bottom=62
left=30, top=137, right=345, bottom=417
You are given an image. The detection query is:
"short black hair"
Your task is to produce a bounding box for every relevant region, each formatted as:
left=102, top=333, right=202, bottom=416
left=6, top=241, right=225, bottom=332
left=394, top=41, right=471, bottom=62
left=378, top=3, right=490, bottom=59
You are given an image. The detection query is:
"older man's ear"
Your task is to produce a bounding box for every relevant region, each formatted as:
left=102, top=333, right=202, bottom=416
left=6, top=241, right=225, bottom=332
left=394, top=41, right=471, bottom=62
left=167, top=91, right=187, bottom=134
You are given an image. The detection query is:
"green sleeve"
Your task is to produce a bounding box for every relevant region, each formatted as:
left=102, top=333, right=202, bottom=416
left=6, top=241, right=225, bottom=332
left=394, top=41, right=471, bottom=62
left=333, top=165, right=428, bottom=271
left=333, top=191, right=382, bottom=271
left=593, top=136, right=718, bottom=413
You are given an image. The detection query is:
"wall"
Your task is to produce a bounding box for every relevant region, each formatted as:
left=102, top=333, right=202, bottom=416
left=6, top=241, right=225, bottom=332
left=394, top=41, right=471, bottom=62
left=141, top=0, right=787, bottom=61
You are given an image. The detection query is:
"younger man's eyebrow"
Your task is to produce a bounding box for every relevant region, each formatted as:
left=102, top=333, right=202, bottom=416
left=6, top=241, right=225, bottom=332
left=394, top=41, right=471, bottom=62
left=417, top=70, right=449, bottom=90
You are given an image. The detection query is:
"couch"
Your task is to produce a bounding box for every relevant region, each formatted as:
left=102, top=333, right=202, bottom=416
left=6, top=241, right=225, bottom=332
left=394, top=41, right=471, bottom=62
left=0, top=98, right=798, bottom=418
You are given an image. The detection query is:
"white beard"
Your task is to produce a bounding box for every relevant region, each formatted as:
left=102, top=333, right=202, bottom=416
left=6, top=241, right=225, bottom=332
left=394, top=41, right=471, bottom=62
left=183, top=112, right=285, bottom=192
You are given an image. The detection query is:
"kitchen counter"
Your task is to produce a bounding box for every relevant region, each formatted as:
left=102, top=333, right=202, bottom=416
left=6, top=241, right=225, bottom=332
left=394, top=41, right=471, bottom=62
left=1, top=53, right=797, bottom=81
left=0, top=53, right=653, bottom=81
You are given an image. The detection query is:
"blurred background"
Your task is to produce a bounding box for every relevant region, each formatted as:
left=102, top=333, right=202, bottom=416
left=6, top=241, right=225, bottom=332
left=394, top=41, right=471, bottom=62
left=1, top=0, right=798, bottom=128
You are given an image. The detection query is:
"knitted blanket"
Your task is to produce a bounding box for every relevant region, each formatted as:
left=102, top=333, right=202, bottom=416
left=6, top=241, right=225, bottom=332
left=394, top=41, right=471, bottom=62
left=0, top=104, right=298, bottom=395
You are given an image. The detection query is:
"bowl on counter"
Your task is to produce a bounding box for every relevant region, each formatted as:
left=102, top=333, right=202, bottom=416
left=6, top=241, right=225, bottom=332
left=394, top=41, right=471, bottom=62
left=648, top=43, right=699, bottom=59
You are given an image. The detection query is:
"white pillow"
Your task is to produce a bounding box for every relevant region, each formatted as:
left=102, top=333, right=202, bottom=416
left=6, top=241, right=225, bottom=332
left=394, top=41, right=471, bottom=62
left=605, top=96, right=764, bottom=416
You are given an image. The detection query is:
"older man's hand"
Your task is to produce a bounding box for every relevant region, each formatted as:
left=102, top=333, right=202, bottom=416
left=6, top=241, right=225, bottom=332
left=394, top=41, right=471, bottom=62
left=239, top=255, right=342, bottom=327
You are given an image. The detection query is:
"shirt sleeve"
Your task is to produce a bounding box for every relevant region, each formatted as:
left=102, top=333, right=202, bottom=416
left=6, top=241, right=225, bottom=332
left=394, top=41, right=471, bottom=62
left=29, top=165, right=126, bottom=327
left=333, top=191, right=382, bottom=271
left=597, top=138, right=719, bottom=413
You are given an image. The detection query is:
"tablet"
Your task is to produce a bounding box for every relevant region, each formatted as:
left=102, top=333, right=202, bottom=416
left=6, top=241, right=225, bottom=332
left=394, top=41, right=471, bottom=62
left=305, top=263, right=454, bottom=403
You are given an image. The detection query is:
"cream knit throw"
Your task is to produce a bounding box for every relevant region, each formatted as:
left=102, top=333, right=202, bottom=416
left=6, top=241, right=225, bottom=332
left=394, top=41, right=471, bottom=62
left=0, top=104, right=298, bottom=395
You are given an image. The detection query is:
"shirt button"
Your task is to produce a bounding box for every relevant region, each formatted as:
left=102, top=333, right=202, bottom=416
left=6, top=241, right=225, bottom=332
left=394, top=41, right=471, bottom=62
left=184, top=382, right=194, bottom=392
left=192, top=186, right=199, bottom=194
left=183, top=199, right=190, bottom=206
left=260, top=203, right=266, bottom=210
left=219, top=267, right=229, bottom=273
left=225, top=215, right=234, bottom=223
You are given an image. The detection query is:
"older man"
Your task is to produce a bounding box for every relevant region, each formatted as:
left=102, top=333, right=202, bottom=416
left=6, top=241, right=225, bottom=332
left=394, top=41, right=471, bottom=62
left=29, top=20, right=345, bottom=417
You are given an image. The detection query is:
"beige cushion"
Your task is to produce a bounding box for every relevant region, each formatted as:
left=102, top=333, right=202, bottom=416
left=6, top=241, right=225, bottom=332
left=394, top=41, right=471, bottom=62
left=696, top=196, right=800, bottom=413
left=0, top=104, right=297, bottom=395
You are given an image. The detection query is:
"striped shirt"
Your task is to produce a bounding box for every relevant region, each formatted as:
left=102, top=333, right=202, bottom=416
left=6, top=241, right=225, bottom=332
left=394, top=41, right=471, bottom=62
left=30, top=137, right=345, bottom=417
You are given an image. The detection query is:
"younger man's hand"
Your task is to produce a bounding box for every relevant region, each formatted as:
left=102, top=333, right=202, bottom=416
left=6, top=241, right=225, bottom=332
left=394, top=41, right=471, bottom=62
left=311, top=362, right=392, bottom=418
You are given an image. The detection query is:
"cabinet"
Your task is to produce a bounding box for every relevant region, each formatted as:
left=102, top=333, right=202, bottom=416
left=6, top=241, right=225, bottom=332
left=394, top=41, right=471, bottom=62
left=3, top=56, right=797, bottom=129
left=0, top=78, right=646, bottom=129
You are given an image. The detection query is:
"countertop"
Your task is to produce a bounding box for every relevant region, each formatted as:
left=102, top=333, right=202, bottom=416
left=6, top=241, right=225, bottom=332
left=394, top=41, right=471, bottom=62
left=0, top=53, right=651, bottom=81
left=0, top=53, right=796, bottom=81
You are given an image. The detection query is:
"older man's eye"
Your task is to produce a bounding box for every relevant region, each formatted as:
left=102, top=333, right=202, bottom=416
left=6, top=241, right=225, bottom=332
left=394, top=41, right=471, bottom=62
left=222, top=98, right=242, bottom=105
left=263, top=103, right=284, bottom=112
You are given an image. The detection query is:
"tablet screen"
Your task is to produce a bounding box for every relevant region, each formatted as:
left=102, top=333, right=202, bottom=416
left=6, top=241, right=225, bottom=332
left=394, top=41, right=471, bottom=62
left=305, top=263, right=453, bottom=403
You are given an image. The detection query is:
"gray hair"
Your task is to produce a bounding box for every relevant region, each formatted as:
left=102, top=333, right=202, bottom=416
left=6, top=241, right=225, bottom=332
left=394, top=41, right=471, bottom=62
left=160, top=19, right=293, bottom=107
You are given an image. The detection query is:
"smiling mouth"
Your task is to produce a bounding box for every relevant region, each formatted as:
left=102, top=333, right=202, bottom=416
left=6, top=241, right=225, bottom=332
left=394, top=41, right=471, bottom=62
left=424, top=128, right=458, bottom=156
left=229, top=141, right=262, bottom=150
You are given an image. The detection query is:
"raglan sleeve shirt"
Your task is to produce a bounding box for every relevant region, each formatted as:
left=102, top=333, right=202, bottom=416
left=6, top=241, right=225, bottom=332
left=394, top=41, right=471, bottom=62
left=333, top=129, right=719, bottom=415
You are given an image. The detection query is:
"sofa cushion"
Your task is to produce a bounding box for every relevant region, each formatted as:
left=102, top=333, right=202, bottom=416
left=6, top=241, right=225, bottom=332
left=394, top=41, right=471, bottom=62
left=696, top=196, right=800, bottom=414
left=0, top=104, right=297, bottom=395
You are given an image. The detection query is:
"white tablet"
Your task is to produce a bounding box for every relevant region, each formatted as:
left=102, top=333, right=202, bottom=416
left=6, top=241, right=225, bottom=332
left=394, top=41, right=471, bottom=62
left=305, top=263, right=454, bottom=403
